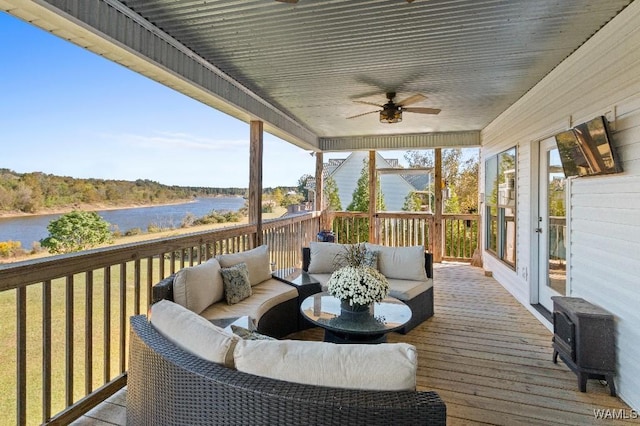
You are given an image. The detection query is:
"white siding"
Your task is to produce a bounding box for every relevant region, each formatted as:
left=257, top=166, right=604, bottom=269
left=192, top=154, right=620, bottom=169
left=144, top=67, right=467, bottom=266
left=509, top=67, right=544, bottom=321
left=330, top=151, right=415, bottom=211
left=480, top=0, right=640, bottom=410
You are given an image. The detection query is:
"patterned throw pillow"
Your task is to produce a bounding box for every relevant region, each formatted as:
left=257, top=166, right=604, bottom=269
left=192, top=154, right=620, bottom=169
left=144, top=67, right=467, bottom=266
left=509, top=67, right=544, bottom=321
left=220, top=262, right=252, bottom=305
left=230, top=325, right=275, bottom=341
left=363, top=249, right=379, bottom=269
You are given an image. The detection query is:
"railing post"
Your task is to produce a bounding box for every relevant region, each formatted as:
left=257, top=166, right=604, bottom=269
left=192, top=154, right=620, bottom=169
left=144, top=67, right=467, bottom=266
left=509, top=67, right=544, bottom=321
left=368, top=151, right=377, bottom=243
left=315, top=151, right=323, bottom=212
left=249, top=120, right=263, bottom=247
left=433, top=149, right=443, bottom=262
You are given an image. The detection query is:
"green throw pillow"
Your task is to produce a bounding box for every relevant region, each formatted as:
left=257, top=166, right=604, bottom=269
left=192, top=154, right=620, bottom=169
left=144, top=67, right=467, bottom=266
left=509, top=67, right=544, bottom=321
left=220, top=262, right=252, bottom=305
left=230, top=324, right=275, bottom=341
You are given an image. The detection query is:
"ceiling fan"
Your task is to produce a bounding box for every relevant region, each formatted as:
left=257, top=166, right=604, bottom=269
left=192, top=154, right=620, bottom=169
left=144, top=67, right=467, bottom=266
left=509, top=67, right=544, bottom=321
left=347, top=92, right=441, bottom=124
left=276, top=0, right=416, bottom=3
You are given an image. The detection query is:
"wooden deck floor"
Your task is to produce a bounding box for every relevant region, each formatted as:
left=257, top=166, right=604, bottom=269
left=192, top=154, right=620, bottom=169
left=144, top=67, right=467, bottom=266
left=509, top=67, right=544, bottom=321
left=72, top=263, right=637, bottom=425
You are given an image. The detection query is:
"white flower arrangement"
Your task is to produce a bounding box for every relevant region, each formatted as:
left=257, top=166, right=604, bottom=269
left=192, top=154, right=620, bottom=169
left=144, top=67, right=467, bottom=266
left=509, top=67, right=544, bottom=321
left=327, top=265, right=390, bottom=306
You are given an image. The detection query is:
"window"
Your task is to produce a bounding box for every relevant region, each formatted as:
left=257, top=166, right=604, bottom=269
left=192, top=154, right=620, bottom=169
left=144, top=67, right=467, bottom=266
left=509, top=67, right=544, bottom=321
left=485, top=147, right=516, bottom=267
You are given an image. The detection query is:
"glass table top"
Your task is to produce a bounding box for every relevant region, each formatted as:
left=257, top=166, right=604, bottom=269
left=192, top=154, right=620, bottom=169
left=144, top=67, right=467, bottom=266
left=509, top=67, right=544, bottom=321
left=300, top=293, right=412, bottom=335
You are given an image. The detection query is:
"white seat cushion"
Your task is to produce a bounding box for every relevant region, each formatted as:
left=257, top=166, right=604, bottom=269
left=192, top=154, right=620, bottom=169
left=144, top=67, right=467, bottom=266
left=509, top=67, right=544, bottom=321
left=234, top=339, right=417, bottom=391
left=386, top=278, right=432, bottom=301
left=217, top=245, right=272, bottom=286
left=200, top=278, right=298, bottom=323
left=172, top=258, right=224, bottom=314
left=149, top=299, right=238, bottom=368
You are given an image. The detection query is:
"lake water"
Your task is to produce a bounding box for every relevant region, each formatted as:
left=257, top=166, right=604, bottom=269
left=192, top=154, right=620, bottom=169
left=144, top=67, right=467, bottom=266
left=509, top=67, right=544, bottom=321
left=0, top=197, right=246, bottom=248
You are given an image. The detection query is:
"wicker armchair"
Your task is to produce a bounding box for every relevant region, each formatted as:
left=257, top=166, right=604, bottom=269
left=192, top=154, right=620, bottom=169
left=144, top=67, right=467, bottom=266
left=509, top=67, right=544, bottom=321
left=127, top=315, right=446, bottom=425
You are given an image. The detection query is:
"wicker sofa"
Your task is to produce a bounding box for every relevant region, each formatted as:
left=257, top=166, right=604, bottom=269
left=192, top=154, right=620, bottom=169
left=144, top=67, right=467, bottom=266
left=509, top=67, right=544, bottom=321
left=152, top=245, right=300, bottom=338
left=127, top=315, right=447, bottom=425
left=302, top=243, right=434, bottom=333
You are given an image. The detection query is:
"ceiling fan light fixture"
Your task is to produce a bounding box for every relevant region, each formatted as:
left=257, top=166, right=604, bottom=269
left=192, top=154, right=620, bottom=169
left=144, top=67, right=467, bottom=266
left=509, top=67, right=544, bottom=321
left=380, top=108, right=402, bottom=124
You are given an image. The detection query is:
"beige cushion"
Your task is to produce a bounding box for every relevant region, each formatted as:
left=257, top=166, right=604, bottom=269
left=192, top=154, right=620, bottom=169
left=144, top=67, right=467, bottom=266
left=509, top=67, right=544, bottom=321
left=200, top=278, right=298, bottom=324
left=173, top=258, right=224, bottom=314
left=387, top=278, right=432, bottom=301
left=234, top=340, right=417, bottom=391
left=217, top=245, right=272, bottom=286
left=365, top=244, right=427, bottom=281
left=149, top=300, right=238, bottom=368
left=307, top=242, right=353, bottom=274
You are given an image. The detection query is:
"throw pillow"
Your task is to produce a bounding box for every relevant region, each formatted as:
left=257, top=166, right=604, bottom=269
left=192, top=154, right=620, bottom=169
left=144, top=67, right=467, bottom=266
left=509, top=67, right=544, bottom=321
left=308, top=242, right=354, bottom=273
left=149, top=299, right=239, bottom=368
left=217, top=245, right=272, bottom=286
left=220, top=262, right=252, bottom=305
left=230, top=325, right=276, bottom=341
left=172, top=258, right=224, bottom=314
left=234, top=340, right=417, bottom=391
left=363, top=249, right=379, bottom=269
left=365, top=243, right=427, bottom=281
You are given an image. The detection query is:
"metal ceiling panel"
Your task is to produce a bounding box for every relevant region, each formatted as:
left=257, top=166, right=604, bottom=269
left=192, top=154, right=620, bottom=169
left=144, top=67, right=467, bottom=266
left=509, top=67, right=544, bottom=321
left=119, top=0, right=632, bottom=139
left=3, top=0, right=632, bottom=150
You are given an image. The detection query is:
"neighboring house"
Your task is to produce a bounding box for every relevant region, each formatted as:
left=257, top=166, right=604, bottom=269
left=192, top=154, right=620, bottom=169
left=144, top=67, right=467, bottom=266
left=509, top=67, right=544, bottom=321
left=318, top=151, right=430, bottom=211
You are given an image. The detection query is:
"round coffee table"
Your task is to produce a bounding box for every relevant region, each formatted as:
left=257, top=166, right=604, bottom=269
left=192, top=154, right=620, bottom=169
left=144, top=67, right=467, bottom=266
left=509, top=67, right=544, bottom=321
left=300, top=293, right=412, bottom=344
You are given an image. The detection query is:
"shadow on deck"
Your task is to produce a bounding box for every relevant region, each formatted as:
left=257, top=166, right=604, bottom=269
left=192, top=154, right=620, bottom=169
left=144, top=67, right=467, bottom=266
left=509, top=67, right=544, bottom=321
left=73, top=263, right=637, bottom=425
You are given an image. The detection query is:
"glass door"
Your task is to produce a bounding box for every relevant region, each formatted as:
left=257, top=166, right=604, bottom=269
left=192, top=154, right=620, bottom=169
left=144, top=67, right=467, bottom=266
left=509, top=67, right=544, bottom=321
left=538, top=138, right=567, bottom=311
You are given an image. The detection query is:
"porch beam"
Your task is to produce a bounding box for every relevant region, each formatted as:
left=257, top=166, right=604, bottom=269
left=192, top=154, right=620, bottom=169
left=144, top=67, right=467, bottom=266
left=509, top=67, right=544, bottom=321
left=368, top=151, right=377, bottom=243
left=319, top=131, right=480, bottom=152
left=433, top=149, right=443, bottom=262
left=315, top=152, right=324, bottom=212
left=249, top=121, right=263, bottom=247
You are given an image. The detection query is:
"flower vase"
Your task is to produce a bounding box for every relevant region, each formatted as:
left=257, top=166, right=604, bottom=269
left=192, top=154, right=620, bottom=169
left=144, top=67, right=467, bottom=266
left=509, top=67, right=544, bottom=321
left=340, top=300, right=371, bottom=319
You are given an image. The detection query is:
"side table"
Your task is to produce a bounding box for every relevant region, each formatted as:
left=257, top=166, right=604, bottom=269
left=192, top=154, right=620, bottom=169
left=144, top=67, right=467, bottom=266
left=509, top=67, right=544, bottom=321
left=272, top=268, right=322, bottom=330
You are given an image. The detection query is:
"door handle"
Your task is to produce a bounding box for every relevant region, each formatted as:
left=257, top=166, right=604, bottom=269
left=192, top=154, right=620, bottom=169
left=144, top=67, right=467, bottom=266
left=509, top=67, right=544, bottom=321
left=535, top=228, right=543, bottom=234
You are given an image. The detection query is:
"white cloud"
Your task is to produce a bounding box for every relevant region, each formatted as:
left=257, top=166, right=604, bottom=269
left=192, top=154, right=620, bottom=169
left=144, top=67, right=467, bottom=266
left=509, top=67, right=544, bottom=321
left=100, top=131, right=248, bottom=152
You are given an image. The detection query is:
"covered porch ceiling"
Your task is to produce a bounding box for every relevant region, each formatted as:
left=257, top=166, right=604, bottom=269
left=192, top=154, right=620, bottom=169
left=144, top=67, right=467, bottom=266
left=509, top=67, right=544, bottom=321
left=1, top=0, right=633, bottom=152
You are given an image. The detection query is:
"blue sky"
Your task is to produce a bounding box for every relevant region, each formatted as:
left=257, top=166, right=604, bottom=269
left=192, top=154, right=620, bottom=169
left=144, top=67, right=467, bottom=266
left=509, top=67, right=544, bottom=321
left=0, top=11, right=322, bottom=188
left=0, top=12, right=459, bottom=189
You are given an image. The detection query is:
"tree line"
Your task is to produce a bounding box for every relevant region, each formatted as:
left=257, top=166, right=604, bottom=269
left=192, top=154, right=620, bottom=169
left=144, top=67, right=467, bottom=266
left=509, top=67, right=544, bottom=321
left=0, top=169, right=293, bottom=214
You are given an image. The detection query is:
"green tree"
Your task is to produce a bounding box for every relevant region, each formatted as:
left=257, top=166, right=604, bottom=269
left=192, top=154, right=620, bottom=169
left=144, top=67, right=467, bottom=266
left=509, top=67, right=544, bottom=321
left=324, top=175, right=342, bottom=211
left=282, top=191, right=304, bottom=207
left=404, top=149, right=479, bottom=214
left=347, top=158, right=385, bottom=212
left=272, top=187, right=285, bottom=206
left=402, top=191, right=422, bottom=211
left=297, top=174, right=313, bottom=201
left=40, top=211, right=113, bottom=254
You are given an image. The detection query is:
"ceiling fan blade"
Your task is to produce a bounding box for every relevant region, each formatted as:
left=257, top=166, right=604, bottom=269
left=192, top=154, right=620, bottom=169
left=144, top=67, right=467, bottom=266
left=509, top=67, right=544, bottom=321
left=353, top=100, right=384, bottom=108
left=346, top=110, right=379, bottom=119
left=403, top=107, right=441, bottom=115
left=396, top=93, right=427, bottom=107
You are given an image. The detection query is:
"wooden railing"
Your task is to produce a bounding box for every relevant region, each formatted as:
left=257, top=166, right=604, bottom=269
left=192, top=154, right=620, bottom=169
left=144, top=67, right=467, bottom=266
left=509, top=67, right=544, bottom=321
left=442, top=214, right=480, bottom=261
left=329, top=211, right=479, bottom=261
left=0, top=212, right=320, bottom=426
left=549, top=216, right=566, bottom=261
left=0, top=209, right=479, bottom=425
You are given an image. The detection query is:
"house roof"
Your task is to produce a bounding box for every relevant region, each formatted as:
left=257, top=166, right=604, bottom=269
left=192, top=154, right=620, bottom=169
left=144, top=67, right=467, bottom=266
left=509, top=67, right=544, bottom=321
left=3, top=0, right=633, bottom=152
